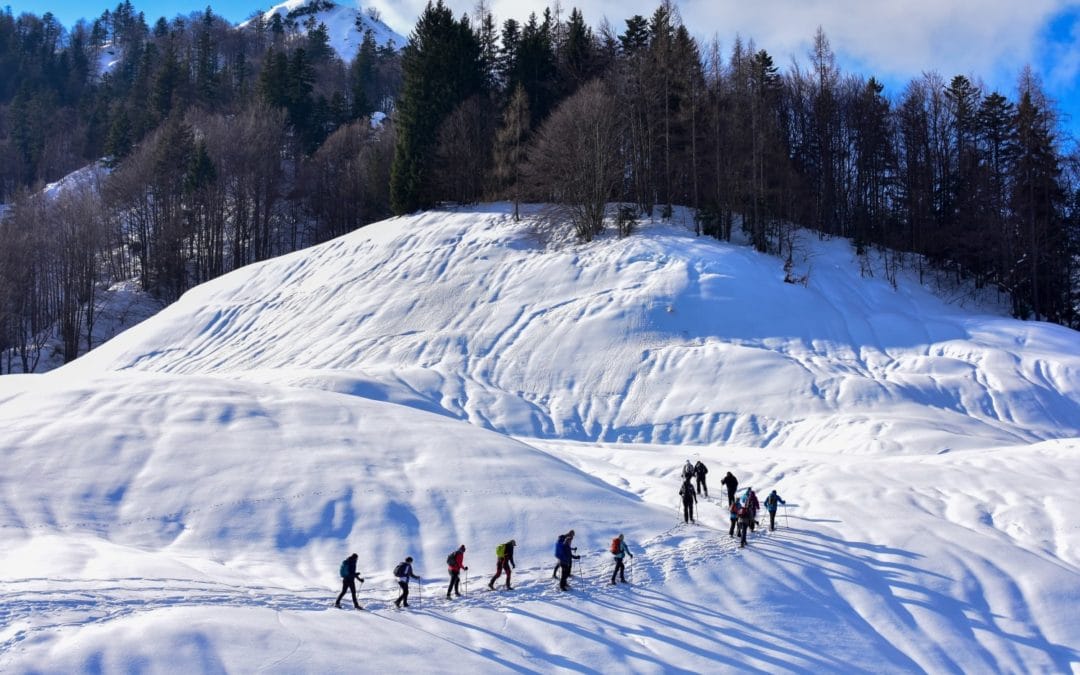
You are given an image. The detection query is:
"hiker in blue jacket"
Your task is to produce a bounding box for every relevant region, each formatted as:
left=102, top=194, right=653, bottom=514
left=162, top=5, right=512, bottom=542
left=335, top=552, right=364, bottom=609
left=556, top=530, right=580, bottom=591
left=764, top=489, right=787, bottom=530
left=610, top=534, right=634, bottom=584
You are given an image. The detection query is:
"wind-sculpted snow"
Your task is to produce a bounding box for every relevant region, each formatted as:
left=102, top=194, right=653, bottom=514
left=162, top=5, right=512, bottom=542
left=60, top=206, right=1080, bottom=453
left=4, top=205, right=1080, bottom=672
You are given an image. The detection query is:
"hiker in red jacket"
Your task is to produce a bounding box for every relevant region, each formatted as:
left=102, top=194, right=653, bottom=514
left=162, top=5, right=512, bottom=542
left=447, top=544, right=468, bottom=599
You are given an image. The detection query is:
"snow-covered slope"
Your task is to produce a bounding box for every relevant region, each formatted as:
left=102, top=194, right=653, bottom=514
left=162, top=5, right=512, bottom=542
left=247, top=0, right=404, bottom=61
left=63, top=206, right=1080, bottom=453
left=2, top=205, right=1079, bottom=672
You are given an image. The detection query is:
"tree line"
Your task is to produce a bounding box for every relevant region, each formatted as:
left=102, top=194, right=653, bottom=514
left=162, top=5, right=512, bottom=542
left=2, top=0, right=1078, bottom=372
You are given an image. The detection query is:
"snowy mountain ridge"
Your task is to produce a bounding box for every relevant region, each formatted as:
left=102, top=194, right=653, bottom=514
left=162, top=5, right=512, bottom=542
left=2, top=205, right=1079, bottom=672
left=246, top=0, right=405, bottom=61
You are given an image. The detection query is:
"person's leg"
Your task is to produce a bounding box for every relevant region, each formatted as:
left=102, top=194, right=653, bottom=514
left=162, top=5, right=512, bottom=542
left=504, top=560, right=512, bottom=588
left=336, top=578, right=349, bottom=607
left=560, top=563, right=570, bottom=590
left=349, top=578, right=360, bottom=608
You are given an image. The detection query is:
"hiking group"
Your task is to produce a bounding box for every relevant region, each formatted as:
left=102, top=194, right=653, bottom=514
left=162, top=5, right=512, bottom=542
left=334, top=459, right=786, bottom=609
left=682, top=460, right=787, bottom=549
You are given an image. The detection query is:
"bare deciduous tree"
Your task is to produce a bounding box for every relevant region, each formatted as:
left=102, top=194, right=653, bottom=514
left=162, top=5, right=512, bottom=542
left=524, top=79, right=623, bottom=241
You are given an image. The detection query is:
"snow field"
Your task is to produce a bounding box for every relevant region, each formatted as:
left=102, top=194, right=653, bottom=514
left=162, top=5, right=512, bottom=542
left=2, top=205, right=1079, bottom=672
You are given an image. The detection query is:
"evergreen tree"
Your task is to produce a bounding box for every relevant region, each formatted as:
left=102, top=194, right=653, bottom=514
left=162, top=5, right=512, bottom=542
left=390, top=0, right=484, bottom=214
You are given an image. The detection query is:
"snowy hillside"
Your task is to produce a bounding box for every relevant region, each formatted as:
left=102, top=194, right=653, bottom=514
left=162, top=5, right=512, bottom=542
left=2, top=205, right=1079, bottom=672
left=63, top=206, right=1080, bottom=453
left=248, top=0, right=404, bottom=61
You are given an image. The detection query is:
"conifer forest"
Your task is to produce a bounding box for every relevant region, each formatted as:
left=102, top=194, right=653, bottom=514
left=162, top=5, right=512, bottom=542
left=2, top=0, right=1079, bottom=372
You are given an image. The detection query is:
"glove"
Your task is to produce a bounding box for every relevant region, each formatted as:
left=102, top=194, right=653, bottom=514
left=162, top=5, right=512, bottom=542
left=464, top=566, right=469, bottom=570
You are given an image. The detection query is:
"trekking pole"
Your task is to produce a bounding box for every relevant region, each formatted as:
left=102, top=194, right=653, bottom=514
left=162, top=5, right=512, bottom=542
left=418, top=578, right=422, bottom=608
left=465, top=568, right=469, bottom=597
left=784, top=504, right=790, bottom=529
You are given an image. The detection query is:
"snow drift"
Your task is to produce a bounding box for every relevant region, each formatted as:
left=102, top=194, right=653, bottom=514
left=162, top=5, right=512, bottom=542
left=2, top=205, right=1079, bottom=672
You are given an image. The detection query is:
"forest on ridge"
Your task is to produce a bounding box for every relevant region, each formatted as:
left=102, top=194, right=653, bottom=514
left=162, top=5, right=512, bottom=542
left=1, top=0, right=1078, bottom=373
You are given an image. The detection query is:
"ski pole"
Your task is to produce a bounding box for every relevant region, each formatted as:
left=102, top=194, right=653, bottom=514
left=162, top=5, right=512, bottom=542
left=465, top=568, right=469, bottom=597
left=784, top=504, right=789, bottom=529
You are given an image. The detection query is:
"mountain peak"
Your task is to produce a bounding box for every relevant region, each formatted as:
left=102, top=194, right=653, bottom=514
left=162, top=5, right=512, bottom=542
left=247, top=0, right=405, bottom=61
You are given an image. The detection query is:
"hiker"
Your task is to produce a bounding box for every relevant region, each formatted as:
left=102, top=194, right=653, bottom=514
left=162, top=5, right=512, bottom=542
left=679, top=477, right=698, bottom=523
left=556, top=529, right=580, bottom=591
left=746, top=488, right=760, bottom=531
left=735, top=496, right=752, bottom=548
left=552, top=531, right=576, bottom=579
left=489, top=539, right=517, bottom=590
left=694, top=460, right=709, bottom=496
left=764, top=489, right=786, bottom=530
left=728, top=499, right=738, bottom=537
left=335, top=552, right=364, bottom=609
left=721, top=471, right=739, bottom=506
left=394, top=556, right=421, bottom=608
left=681, top=459, right=695, bottom=481
left=610, top=534, right=634, bottom=584
left=446, top=544, right=468, bottom=599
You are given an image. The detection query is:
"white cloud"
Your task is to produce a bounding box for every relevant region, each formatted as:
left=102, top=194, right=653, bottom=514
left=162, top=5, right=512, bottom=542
left=381, top=0, right=1075, bottom=84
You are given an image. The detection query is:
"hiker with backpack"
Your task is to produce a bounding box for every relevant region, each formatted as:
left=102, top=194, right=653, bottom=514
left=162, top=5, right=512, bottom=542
left=555, top=530, right=580, bottom=591
left=746, top=488, right=760, bottom=532
left=728, top=499, right=738, bottom=537
left=721, top=471, right=738, bottom=506
left=693, top=460, right=709, bottom=496
left=681, top=459, right=695, bottom=481
left=393, top=556, right=421, bottom=608
left=446, top=544, right=468, bottom=599
left=679, top=476, right=698, bottom=523
left=764, top=489, right=786, bottom=530
left=488, top=539, right=516, bottom=590
left=335, top=553, right=364, bottom=609
left=610, top=534, right=634, bottom=584
left=735, top=496, right=752, bottom=548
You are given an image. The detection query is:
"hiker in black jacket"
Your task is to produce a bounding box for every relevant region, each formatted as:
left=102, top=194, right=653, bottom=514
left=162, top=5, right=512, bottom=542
left=489, top=539, right=516, bottom=590
left=680, top=477, right=698, bottom=523
left=394, top=557, right=421, bottom=608
left=693, top=460, right=709, bottom=496
left=721, top=471, right=739, bottom=506
left=335, top=553, right=364, bottom=609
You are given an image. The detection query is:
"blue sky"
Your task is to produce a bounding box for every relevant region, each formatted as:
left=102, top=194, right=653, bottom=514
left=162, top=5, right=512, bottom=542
left=10, top=0, right=1080, bottom=140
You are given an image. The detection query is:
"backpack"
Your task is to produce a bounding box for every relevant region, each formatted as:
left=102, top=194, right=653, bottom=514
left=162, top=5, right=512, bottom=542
left=447, top=551, right=457, bottom=567
left=696, top=461, right=708, bottom=475
left=554, top=536, right=565, bottom=558
left=339, top=559, right=349, bottom=579
left=393, top=562, right=407, bottom=578
left=610, top=537, right=621, bottom=554
left=496, top=543, right=506, bottom=558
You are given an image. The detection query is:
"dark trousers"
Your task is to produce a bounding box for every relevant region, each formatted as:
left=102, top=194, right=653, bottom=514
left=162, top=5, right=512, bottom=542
left=729, top=517, right=737, bottom=536
left=559, top=561, right=572, bottom=590
left=395, top=580, right=410, bottom=607
left=447, top=570, right=462, bottom=596
left=682, top=500, right=695, bottom=523
left=696, top=476, right=707, bottom=496
left=336, top=576, right=359, bottom=607
left=769, top=510, right=777, bottom=530
left=737, top=516, right=750, bottom=547
left=490, top=558, right=511, bottom=588
left=611, top=557, right=626, bottom=583
left=726, top=487, right=736, bottom=506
